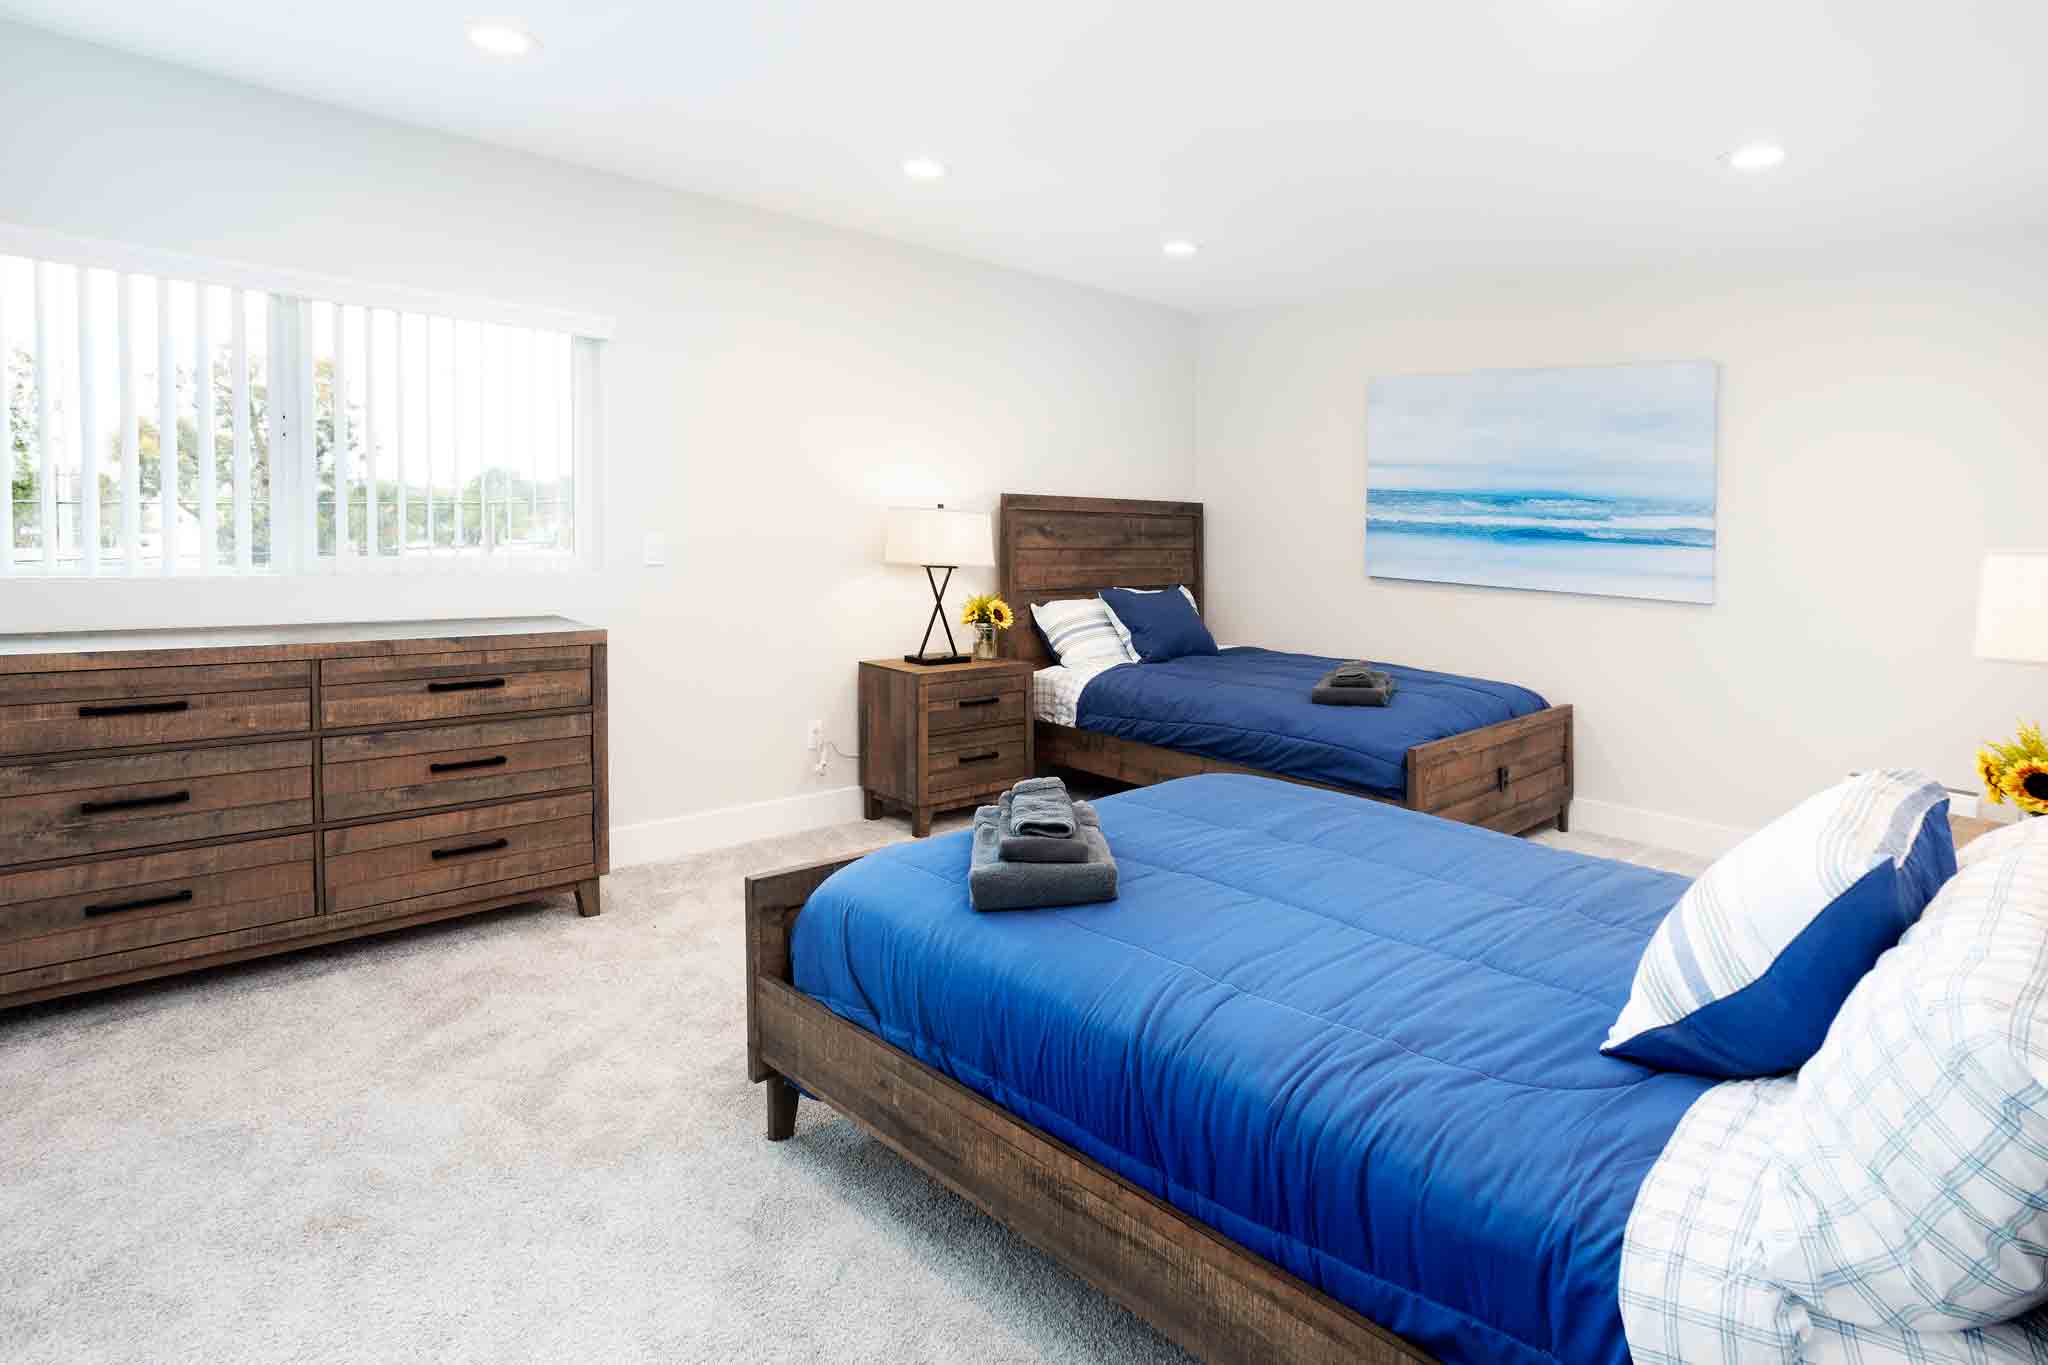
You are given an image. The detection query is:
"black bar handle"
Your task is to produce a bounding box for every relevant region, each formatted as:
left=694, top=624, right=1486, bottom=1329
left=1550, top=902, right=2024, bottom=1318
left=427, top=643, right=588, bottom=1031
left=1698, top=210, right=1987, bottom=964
left=1497, top=765, right=1511, bottom=793
left=84, top=888, right=194, bottom=918
left=430, top=837, right=510, bottom=861
left=78, top=699, right=190, bottom=718
left=427, top=677, right=507, bottom=694
left=79, top=790, right=192, bottom=816
left=429, top=755, right=509, bottom=775
left=958, top=751, right=1000, bottom=765
left=957, top=696, right=1000, bottom=708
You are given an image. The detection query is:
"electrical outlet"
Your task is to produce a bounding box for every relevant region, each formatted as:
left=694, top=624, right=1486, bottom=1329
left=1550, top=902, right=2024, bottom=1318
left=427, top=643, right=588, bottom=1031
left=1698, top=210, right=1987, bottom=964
left=806, top=720, right=823, bottom=752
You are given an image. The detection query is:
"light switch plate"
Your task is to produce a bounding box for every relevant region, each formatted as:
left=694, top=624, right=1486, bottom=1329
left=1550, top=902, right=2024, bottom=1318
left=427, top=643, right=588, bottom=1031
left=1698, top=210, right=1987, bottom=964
left=642, top=531, right=667, bottom=567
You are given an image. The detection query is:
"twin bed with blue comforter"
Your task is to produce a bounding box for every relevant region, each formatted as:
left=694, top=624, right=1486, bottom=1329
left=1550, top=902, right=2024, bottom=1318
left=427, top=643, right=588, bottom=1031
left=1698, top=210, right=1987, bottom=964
left=764, top=774, right=1710, bottom=1363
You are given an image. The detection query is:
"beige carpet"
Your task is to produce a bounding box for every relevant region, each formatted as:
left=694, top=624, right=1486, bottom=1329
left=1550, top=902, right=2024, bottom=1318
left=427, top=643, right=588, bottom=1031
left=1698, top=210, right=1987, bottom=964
left=0, top=804, right=1705, bottom=1365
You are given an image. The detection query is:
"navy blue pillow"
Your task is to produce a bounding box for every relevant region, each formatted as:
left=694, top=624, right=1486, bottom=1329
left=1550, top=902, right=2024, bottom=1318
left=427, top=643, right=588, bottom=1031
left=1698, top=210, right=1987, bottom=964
left=1099, top=587, right=1218, bottom=663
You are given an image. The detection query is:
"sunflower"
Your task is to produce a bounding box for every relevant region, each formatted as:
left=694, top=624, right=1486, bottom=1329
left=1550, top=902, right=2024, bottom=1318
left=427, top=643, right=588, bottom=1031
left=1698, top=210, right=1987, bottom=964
left=959, top=593, right=1014, bottom=632
left=2003, top=760, right=2048, bottom=816
left=1978, top=747, right=2011, bottom=806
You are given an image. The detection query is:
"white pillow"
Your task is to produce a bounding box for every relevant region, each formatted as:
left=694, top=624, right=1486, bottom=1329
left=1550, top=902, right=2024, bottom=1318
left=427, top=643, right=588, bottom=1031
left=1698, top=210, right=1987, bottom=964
left=1602, top=769, right=1954, bottom=1078
left=1756, top=832, right=2048, bottom=1329
left=1029, top=598, right=1136, bottom=668
left=1100, top=585, right=1199, bottom=661
left=1956, top=815, right=2045, bottom=872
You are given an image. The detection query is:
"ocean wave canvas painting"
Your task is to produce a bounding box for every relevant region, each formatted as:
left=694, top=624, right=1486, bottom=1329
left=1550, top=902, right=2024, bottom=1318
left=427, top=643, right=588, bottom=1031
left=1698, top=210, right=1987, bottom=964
left=1366, top=361, right=1718, bottom=604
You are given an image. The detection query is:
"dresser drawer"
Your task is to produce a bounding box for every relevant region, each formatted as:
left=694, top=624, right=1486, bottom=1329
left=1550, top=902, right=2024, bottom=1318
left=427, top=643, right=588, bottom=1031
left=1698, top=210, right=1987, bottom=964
left=926, top=729, right=1031, bottom=795
left=319, top=647, right=591, bottom=729
left=0, top=835, right=315, bottom=975
left=322, top=792, right=595, bottom=913
left=924, top=683, right=1029, bottom=735
left=321, top=715, right=594, bottom=821
left=0, top=740, right=313, bottom=864
left=0, top=663, right=312, bottom=757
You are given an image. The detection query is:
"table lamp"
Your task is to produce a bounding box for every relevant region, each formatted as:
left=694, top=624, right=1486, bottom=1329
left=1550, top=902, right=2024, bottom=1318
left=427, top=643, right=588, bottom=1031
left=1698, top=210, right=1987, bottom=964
left=1975, top=551, right=2048, bottom=664
left=884, top=505, right=995, bottom=665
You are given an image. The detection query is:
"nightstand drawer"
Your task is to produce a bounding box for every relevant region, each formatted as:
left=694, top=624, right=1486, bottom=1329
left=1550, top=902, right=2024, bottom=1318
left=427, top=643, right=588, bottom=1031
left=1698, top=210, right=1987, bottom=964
left=924, top=685, right=1028, bottom=734
left=319, top=647, right=591, bottom=729
left=0, top=741, right=314, bottom=864
left=927, top=730, right=1030, bottom=794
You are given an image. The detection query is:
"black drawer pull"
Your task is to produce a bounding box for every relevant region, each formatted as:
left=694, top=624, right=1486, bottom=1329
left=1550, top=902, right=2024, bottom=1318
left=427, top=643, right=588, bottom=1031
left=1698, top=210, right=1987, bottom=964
left=84, top=888, right=193, bottom=918
left=79, top=790, right=192, bottom=816
left=429, top=755, right=509, bottom=774
left=1497, top=765, right=1511, bottom=793
left=78, top=699, right=190, bottom=718
left=958, top=751, right=1000, bottom=764
left=427, top=677, right=507, bottom=694
left=430, top=837, right=510, bottom=861
left=956, top=696, right=1000, bottom=708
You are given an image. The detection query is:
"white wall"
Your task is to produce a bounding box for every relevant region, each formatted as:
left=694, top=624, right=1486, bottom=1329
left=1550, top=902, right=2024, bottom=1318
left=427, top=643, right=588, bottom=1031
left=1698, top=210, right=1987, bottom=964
left=0, top=22, right=1197, bottom=860
left=1197, top=242, right=2048, bottom=852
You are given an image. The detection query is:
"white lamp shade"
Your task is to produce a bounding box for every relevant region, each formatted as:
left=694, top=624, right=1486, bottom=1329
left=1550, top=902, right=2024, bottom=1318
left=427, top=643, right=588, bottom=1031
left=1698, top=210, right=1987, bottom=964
left=883, top=506, right=994, bottom=568
left=1975, top=551, right=2048, bottom=663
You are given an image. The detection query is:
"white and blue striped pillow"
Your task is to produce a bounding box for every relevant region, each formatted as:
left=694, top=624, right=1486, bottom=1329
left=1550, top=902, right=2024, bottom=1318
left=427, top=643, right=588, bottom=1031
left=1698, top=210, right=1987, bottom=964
left=1029, top=598, right=1136, bottom=669
left=1603, top=769, right=1955, bottom=1078
left=1757, top=828, right=2048, bottom=1329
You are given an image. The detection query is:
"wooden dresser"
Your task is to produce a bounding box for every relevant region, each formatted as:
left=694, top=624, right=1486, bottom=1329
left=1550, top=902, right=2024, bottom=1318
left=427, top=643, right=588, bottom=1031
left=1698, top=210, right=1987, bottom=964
left=859, top=657, right=1036, bottom=836
left=0, top=617, right=607, bottom=1010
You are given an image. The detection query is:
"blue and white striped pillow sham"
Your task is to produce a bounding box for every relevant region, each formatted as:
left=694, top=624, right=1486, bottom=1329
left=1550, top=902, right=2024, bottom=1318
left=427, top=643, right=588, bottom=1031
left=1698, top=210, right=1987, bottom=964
left=1603, top=768, right=1955, bottom=1079
left=1029, top=598, right=1136, bottom=669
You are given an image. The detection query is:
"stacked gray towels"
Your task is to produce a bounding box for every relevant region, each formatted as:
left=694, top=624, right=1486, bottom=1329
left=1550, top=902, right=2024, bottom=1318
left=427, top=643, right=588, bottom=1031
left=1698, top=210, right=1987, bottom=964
left=1312, top=661, right=1397, bottom=707
left=969, top=777, right=1118, bottom=911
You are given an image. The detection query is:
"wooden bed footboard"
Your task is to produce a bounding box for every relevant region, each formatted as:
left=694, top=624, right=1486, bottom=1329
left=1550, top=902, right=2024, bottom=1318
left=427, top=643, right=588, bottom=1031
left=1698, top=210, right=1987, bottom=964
left=1039, top=703, right=1574, bottom=836
left=742, top=857, right=1438, bottom=1365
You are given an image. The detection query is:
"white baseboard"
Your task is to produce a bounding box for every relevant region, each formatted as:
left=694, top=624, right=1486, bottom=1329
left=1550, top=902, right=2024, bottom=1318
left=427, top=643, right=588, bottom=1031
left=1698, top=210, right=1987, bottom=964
left=610, top=785, right=868, bottom=869
left=1568, top=797, right=1751, bottom=861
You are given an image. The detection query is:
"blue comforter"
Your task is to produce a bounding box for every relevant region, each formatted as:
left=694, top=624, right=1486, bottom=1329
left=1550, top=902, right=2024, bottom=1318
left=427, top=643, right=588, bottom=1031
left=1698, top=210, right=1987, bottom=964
left=790, top=775, right=1712, bottom=1364
left=1075, top=647, right=1549, bottom=796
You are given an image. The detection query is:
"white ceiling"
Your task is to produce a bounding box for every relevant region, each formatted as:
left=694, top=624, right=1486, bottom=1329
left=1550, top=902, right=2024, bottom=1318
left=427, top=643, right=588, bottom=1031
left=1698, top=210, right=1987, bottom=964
left=6, top=1, right=2044, bottom=313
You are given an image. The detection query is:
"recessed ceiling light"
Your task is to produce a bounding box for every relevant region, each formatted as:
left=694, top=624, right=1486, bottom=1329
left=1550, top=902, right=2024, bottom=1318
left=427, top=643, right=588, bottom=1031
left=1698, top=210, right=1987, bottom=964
left=901, top=157, right=947, bottom=181
left=467, top=19, right=538, bottom=58
left=1726, top=142, right=1786, bottom=172
left=1161, top=239, right=1199, bottom=259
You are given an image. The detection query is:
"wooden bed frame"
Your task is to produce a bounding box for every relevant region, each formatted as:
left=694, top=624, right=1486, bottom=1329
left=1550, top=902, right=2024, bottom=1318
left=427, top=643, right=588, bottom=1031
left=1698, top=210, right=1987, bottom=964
left=747, top=856, right=1438, bottom=1364
left=997, top=492, right=1574, bottom=835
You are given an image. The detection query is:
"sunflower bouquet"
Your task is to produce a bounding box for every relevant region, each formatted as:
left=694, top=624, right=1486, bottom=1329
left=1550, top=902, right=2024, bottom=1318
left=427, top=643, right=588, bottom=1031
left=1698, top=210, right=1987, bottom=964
left=1977, top=720, right=2048, bottom=817
left=960, top=593, right=1014, bottom=660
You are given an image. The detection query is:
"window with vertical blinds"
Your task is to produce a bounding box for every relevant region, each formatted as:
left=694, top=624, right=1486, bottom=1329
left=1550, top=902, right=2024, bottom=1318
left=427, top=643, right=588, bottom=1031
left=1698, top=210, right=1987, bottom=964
left=0, top=233, right=605, bottom=579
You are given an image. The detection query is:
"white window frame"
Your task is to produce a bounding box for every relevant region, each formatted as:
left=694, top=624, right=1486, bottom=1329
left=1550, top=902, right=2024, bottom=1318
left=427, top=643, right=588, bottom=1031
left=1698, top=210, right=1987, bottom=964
left=0, top=222, right=613, bottom=580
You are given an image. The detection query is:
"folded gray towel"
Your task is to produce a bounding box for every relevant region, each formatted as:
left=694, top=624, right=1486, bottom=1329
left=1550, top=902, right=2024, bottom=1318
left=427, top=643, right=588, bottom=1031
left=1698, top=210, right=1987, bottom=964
left=971, top=806, right=1117, bottom=911
left=1008, top=775, right=1077, bottom=838
left=1312, top=666, right=1396, bottom=706
left=997, top=791, right=1098, bottom=863
left=1326, top=661, right=1392, bottom=688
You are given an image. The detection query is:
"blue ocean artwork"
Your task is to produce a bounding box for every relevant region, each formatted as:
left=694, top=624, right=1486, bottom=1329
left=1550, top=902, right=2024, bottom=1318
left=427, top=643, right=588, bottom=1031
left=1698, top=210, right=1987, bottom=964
left=1366, top=361, right=1718, bottom=604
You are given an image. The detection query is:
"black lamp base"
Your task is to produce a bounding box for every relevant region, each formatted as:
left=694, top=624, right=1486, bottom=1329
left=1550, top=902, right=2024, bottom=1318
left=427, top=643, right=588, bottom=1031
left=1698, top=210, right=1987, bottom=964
left=902, top=652, right=973, bottom=666
left=904, top=565, right=976, bottom=668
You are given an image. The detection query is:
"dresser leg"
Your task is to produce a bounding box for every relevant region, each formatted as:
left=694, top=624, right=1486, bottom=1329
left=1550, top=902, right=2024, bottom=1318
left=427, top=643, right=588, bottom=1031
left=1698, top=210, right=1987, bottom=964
left=765, top=1076, right=798, bottom=1141
left=574, top=877, right=602, bottom=918
left=863, top=791, right=884, bottom=820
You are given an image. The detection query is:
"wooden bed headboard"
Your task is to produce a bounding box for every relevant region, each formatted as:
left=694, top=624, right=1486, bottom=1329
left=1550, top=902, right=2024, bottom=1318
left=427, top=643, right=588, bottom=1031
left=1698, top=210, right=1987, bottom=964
left=996, top=494, right=1205, bottom=666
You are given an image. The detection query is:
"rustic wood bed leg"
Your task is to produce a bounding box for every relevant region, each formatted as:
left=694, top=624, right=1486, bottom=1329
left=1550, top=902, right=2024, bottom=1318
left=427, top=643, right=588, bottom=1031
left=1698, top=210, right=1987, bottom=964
left=574, top=877, right=602, bottom=917
left=745, top=855, right=865, bottom=1136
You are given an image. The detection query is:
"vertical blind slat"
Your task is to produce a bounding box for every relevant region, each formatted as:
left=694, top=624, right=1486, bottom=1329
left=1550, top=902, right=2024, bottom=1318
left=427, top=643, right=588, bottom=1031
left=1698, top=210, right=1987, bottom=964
left=394, top=313, right=409, bottom=557
left=156, top=279, right=177, bottom=576
left=231, top=288, right=252, bottom=573
left=76, top=270, right=99, bottom=575
left=118, top=275, right=140, bottom=574
left=0, top=267, right=11, bottom=577
left=365, top=308, right=380, bottom=558
left=194, top=289, right=216, bottom=574
left=34, top=264, right=54, bottom=572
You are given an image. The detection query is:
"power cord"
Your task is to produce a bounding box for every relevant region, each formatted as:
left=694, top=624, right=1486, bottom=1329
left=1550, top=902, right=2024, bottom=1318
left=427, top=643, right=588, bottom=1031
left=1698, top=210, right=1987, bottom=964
left=815, top=739, right=859, bottom=777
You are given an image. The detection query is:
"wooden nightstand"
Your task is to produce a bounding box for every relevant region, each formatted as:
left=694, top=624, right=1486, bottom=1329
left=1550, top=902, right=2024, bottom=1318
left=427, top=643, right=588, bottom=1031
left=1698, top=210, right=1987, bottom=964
left=1950, top=812, right=2006, bottom=852
left=859, top=658, right=1036, bottom=836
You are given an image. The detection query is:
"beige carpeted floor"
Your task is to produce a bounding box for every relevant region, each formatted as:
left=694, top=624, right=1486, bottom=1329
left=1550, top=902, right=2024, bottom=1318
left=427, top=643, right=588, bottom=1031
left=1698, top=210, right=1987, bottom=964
left=0, top=802, right=1706, bottom=1365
